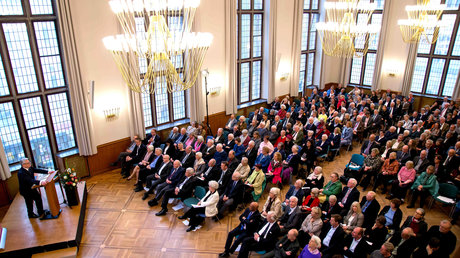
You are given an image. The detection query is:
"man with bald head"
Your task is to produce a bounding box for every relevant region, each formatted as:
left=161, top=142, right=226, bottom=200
left=216, top=172, right=244, bottom=219
left=413, top=150, right=430, bottom=174
left=359, top=191, right=381, bottom=229
left=343, top=227, right=369, bottom=258
left=424, top=220, right=457, bottom=257
left=143, top=155, right=173, bottom=200
left=219, top=202, right=262, bottom=257
left=389, top=227, right=417, bottom=258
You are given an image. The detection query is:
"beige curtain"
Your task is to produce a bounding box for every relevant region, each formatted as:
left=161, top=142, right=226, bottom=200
left=127, top=91, right=146, bottom=138
left=267, top=0, right=278, bottom=102
left=401, top=42, right=418, bottom=96
left=56, top=0, right=97, bottom=156
left=225, top=0, right=238, bottom=114
left=189, top=75, right=205, bottom=123
left=290, top=0, right=304, bottom=95
left=0, top=137, right=11, bottom=180
left=371, top=0, right=391, bottom=91
left=339, top=57, right=352, bottom=87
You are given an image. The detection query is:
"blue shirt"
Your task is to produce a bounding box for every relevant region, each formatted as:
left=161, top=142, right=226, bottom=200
left=323, top=225, right=338, bottom=247
left=385, top=208, right=396, bottom=226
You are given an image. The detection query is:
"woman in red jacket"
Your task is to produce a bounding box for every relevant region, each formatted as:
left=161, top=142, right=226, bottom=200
left=301, top=188, right=320, bottom=213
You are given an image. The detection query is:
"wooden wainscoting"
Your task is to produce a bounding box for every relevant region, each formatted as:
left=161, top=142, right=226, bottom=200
left=87, top=137, right=131, bottom=176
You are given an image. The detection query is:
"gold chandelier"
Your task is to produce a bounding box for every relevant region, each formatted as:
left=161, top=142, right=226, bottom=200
left=103, top=0, right=213, bottom=93
left=398, top=0, right=446, bottom=44
left=316, top=0, right=380, bottom=58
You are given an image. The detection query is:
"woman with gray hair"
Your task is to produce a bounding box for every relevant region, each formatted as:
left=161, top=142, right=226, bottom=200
left=299, top=235, right=321, bottom=258
left=261, top=187, right=282, bottom=219
left=193, top=152, right=206, bottom=176
left=234, top=157, right=250, bottom=181
left=240, top=129, right=251, bottom=147
left=179, top=180, right=219, bottom=232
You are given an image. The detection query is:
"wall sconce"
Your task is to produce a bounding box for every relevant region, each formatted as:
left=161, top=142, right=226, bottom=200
left=279, top=73, right=289, bottom=81
left=208, top=85, right=222, bottom=95
left=103, top=107, right=120, bottom=120
left=387, top=67, right=399, bottom=77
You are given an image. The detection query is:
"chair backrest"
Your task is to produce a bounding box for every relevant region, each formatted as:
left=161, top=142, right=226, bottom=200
left=195, top=186, right=207, bottom=199
left=438, top=183, right=458, bottom=199
left=264, top=108, right=269, bottom=114
left=350, top=154, right=365, bottom=166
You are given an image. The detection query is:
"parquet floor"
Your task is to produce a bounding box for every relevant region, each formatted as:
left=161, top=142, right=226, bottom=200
left=79, top=144, right=460, bottom=257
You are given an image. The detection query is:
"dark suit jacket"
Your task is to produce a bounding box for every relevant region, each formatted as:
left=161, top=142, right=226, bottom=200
left=203, top=146, right=216, bottom=161
left=401, top=216, right=428, bottom=238
left=279, top=206, right=301, bottom=230
left=156, top=162, right=173, bottom=181
left=167, top=167, right=185, bottom=186
left=413, top=156, right=431, bottom=174
left=320, top=223, right=345, bottom=255
left=175, top=133, right=188, bottom=144
left=18, top=167, right=47, bottom=196
left=321, top=202, right=341, bottom=221
left=361, top=140, right=379, bottom=155
left=389, top=235, right=417, bottom=258
left=237, top=208, right=262, bottom=233
left=223, top=140, right=235, bottom=153
left=223, top=180, right=244, bottom=204
left=378, top=206, right=402, bottom=231
left=227, top=157, right=239, bottom=172
left=203, top=165, right=221, bottom=183
left=177, top=176, right=198, bottom=199
left=129, top=144, right=147, bottom=162
left=304, top=123, right=317, bottom=133
left=272, top=236, right=300, bottom=258
left=244, top=147, right=258, bottom=167
left=255, top=221, right=280, bottom=249
left=359, top=197, right=380, bottom=229
left=337, top=187, right=360, bottom=210
left=284, top=186, right=305, bottom=203
left=396, top=151, right=411, bottom=165
left=343, top=235, right=370, bottom=258
left=179, top=151, right=195, bottom=169
left=144, top=133, right=161, bottom=147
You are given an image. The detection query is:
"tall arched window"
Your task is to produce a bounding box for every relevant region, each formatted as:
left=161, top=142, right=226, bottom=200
left=299, top=0, right=319, bottom=94
left=237, top=0, right=264, bottom=104
left=0, top=0, right=76, bottom=169
left=349, top=0, right=385, bottom=87
left=410, top=1, right=460, bottom=97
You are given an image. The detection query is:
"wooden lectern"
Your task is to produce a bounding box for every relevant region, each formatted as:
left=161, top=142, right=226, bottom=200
left=34, top=172, right=61, bottom=220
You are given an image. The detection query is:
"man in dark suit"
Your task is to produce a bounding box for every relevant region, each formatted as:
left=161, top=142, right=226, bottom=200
left=244, top=140, right=258, bottom=167
left=142, top=155, right=173, bottom=200
left=284, top=179, right=305, bottom=205
left=223, top=134, right=235, bottom=153
left=278, top=196, right=302, bottom=234
left=282, top=112, right=295, bottom=130
left=148, top=160, right=185, bottom=207
left=320, top=214, right=345, bottom=258
left=321, top=195, right=341, bottom=223
left=396, top=145, right=411, bottom=166
left=226, top=151, right=239, bottom=172
left=442, top=149, right=459, bottom=180
left=389, top=227, right=417, bottom=258
left=337, top=178, right=360, bottom=216
left=217, top=172, right=244, bottom=219
left=174, top=128, right=188, bottom=145
left=121, top=138, right=146, bottom=178
left=203, top=139, right=216, bottom=162
left=155, top=167, right=197, bottom=216
left=343, top=227, right=369, bottom=258
left=361, top=134, right=378, bottom=157
left=201, top=159, right=221, bottom=184
left=304, top=117, right=317, bottom=134
left=17, top=158, right=49, bottom=218
left=219, top=202, right=262, bottom=257
left=179, top=146, right=195, bottom=169
left=137, top=148, right=163, bottom=188
left=237, top=211, right=280, bottom=258
left=143, top=128, right=161, bottom=147
left=423, top=220, right=457, bottom=257
left=217, top=162, right=233, bottom=194
left=359, top=191, right=381, bottom=229
left=263, top=229, right=300, bottom=258
left=413, top=150, right=431, bottom=174
left=167, top=127, right=180, bottom=142
left=369, top=109, right=382, bottom=132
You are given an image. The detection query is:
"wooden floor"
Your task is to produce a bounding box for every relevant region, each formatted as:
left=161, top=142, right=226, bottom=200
left=78, top=145, right=460, bottom=258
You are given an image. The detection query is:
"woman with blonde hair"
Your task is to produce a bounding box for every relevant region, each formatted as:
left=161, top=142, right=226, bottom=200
left=301, top=188, right=320, bottom=213
left=261, top=187, right=282, bottom=219
left=342, top=201, right=364, bottom=234
left=298, top=206, right=323, bottom=247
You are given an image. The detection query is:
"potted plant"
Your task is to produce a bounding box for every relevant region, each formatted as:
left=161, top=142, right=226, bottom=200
left=60, top=168, right=80, bottom=206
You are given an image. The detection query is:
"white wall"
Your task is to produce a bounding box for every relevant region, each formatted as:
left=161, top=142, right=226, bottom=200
left=69, top=0, right=416, bottom=146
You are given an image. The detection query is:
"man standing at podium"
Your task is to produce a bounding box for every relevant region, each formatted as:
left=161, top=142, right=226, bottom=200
left=17, top=158, right=49, bottom=219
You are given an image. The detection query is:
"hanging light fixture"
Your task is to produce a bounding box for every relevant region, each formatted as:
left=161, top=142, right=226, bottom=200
left=398, top=0, right=446, bottom=44
left=316, top=0, right=380, bottom=58
left=103, top=0, right=213, bottom=93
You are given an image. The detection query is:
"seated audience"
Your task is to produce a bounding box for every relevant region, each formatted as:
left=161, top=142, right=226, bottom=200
left=234, top=157, right=250, bottom=181
left=319, top=214, right=345, bottom=258
left=388, top=227, right=417, bottom=258
left=284, top=179, right=305, bottom=207
left=261, top=187, right=282, bottom=220
left=370, top=242, right=394, bottom=258
left=319, top=172, right=342, bottom=202
left=342, top=201, right=364, bottom=234
left=278, top=196, right=301, bottom=234
left=261, top=229, right=300, bottom=258
left=342, top=227, right=369, bottom=258
left=254, top=146, right=271, bottom=171
left=364, top=216, right=388, bottom=252
left=299, top=206, right=323, bottom=247
left=378, top=198, right=403, bottom=231
left=193, top=152, right=206, bottom=176
left=359, top=191, right=381, bottom=229
left=373, top=151, right=399, bottom=194
left=360, top=148, right=382, bottom=190
left=216, top=172, right=243, bottom=219
left=301, top=188, right=320, bottom=214
left=408, top=165, right=439, bottom=208
left=265, top=152, right=283, bottom=186
left=400, top=208, right=427, bottom=238
left=321, top=195, right=341, bottom=223
left=244, top=164, right=266, bottom=201
left=388, top=160, right=415, bottom=201
left=304, top=166, right=324, bottom=194
left=423, top=220, right=457, bottom=257
left=337, top=178, right=360, bottom=216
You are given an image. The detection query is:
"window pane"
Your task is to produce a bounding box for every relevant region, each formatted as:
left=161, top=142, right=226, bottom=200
left=410, top=57, right=429, bottom=93
left=141, top=92, right=153, bottom=128
left=0, top=0, right=23, bottom=15
left=304, top=0, right=310, bottom=9
left=20, top=97, right=46, bottom=129
left=312, top=0, right=319, bottom=9
left=47, top=93, right=76, bottom=151
left=135, top=17, right=148, bottom=74
left=363, top=53, right=376, bottom=86
left=369, top=14, right=382, bottom=50
left=309, top=14, right=318, bottom=50
left=0, top=55, right=9, bottom=96
left=301, top=13, right=310, bottom=51
left=240, top=62, right=250, bottom=103
left=29, top=0, right=53, bottom=15
left=241, top=0, right=251, bottom=10
left=252, top=61, right=261, bottom=100
left=354, top=14, right=369, bottom=49
left=240, top=14, right=251, bottom=59
left=299, top=54, right=306, bottom=92
left=417, top=37, right=432, bottom=54
left=168, top=15, right=183, bottom=32
left=442, top=59, right=460, bottom=96
left=28, top=127, right=54, bottom=168
left=375, top=0, right=385, bottom=10
left=350, top=57, right=363, bottom=84
left=434, top=14, right=457, bottom=55
left=154, top=77, right=170, bottom=124
left=426, top=58, right=446, bottom=95
left=254, top=0, right=263, bottom=10
left=0, top=102, right=25, bottom=164
left=3, top=23, right=39, bottom=93
left=34, top=21, right=65, bottom=89
left=253, top=14, right=262, bottom=58
left=172, top=90, right=186, bottom=120
left=446, top=0, right=460, bottom=10
left=306, top=53, right=314, bottom=85
left=452, top=24, right=460, bottom=56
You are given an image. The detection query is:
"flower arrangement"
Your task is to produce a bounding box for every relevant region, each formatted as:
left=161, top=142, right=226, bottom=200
left=60, top=168, right=79, bottom=188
